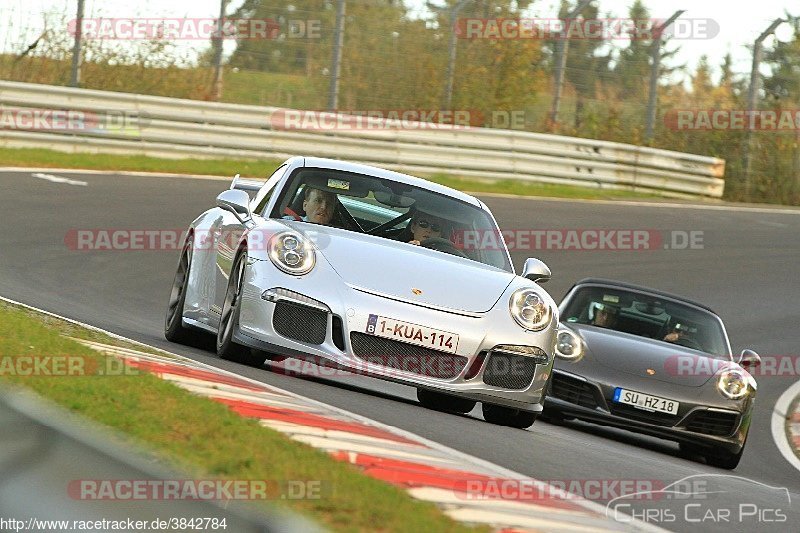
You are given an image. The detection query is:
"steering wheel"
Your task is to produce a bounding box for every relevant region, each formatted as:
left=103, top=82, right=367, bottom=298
left=420, top=237, right=468, bottom=259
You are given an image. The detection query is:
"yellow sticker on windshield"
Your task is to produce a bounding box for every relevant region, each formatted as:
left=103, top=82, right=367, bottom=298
left=603, top=295, right=620, bottom=303
left=327, top=179, right=350, bottom=190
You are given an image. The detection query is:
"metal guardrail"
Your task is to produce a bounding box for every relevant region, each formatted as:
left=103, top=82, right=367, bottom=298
left=0, top=81, right=725, bottom=198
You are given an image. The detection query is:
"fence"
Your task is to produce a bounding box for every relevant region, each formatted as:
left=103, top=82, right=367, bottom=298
left=0, top=81, right=725, bottom=198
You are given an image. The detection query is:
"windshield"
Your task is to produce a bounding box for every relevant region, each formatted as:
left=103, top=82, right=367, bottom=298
left=268, top=167, right=512, bottom=272
left=562, top=286, right=729, bottom=357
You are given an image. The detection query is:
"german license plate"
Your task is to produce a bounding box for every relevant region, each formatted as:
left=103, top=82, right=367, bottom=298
left=366, top=314, right=459, bottom=354
left=613, top=388, right=679, bottom=415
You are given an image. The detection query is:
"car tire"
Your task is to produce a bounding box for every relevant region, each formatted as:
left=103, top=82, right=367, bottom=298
left=704, top=444, right=745, bottom=470
left=165, top=236, right=194, bottom=344
left=216, top=249, right=264, bottom=367
left=482, top=403, right=538, bottom=429
left=417, top=389, right=476, bottom=414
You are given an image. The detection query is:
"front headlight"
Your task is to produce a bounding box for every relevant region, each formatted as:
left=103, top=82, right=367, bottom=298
left=268, top=231, right=316, bottom=275
left=509, top=288, right=552, bottom=331
left=717, top=369, right=749, bottom=400
left=554, top=328, right=584, bottom=361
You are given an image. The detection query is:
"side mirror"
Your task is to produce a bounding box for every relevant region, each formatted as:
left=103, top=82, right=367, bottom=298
left=555, top=326, right=585, bottom=362
left=216, top=189, right=252, bottom=222
left=738, top=349, right=761, bottom=369
left=521, top=258, right=551, bottom=283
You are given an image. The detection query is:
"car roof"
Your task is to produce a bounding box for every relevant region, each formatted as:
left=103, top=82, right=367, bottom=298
left=300, top=156, right=481, bottom=208
left=568, top=278, right=719, bottom=316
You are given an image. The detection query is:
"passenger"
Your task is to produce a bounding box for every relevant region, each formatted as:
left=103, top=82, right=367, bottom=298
left=590, top=303, right=618, bottom=329
left=407, top=212, right=445, bottom=246
left=664, top=323, right=689, bottom=342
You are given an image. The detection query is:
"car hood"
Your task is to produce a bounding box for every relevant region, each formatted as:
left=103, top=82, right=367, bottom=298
left=285, top=221, right=515, bottom=313
left=570, top=324, right=733, bottom=387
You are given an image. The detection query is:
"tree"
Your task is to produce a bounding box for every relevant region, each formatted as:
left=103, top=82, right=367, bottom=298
left=762, top=16, right=800, bottom=105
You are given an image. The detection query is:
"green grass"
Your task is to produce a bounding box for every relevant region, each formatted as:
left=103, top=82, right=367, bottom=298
left=0, top=146, right=661, bottom=200
left=0, top=301, right=484, bottom=532
left=0, top=147, right=282, bottom=179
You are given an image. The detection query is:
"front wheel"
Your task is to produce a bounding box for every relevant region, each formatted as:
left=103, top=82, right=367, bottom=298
left=216, top=250, right=264, bottom=367
left=417, top=389, right=476, bottom=414
left=165, top=236, right=194, bottom=344
left=482, top=403, right=538, bottom=429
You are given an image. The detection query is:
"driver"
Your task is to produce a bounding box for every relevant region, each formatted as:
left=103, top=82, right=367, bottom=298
left=284, top=186, right=336, bottom=225
left=304, top=187, right=336, bottom=225
left=589, top=302, right=618, bottom=328
left=664, top=322, right=691, bottom=343
left=408, top=212, right=445, bottom=245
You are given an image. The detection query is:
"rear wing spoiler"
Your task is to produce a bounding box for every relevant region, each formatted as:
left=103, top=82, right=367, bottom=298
left=229, top=174, right=264, bottom=193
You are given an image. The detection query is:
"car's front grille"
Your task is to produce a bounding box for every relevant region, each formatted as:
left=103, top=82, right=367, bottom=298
left=609, top=403, right=681, bottom=427
left=683, top=410, right=739, bottom=436
left=483, top=351, right=538, bottom=390
left=349, top=332, right=468, bottom=379
left=272, top=301, right=327, bottom=345
left=549, top=373, right=599, bottom=409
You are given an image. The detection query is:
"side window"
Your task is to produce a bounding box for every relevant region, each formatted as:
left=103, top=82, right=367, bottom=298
left=253, top=165, right=287, bottom=215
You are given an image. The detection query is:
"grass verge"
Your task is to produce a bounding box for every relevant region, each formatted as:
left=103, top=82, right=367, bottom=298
left=0, top=300, right=484, bottom=532
left=0, top=146, right=660, bottom=200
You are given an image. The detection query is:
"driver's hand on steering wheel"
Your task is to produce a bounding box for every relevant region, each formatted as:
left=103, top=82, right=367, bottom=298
left=409, top=239, right=421, bottom=246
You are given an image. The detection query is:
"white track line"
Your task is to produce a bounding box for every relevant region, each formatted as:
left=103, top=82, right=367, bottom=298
left=32, top=172, right=88, bottom=186
left=771, top=379, right=800, bottom=473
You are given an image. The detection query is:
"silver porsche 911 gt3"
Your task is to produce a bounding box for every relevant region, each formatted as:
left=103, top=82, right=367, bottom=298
left=165, top=156, right=559, bottom=428
left=546, top=278, right=760, bottom=468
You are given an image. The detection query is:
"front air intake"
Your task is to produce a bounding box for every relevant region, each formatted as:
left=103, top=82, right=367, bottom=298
left=272, top=301, right=327, bottom=345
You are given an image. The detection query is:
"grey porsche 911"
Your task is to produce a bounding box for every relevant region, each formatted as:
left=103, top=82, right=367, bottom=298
left=545, top=278, right=760, bottom=469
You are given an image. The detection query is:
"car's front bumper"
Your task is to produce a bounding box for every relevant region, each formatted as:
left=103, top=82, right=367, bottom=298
left=544, top=369, right=751, bottom=453
left=236, top=260, right=557, bottom=412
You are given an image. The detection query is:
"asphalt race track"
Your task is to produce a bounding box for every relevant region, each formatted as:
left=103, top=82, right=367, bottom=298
left=2, top=169, right=799, bottom=532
